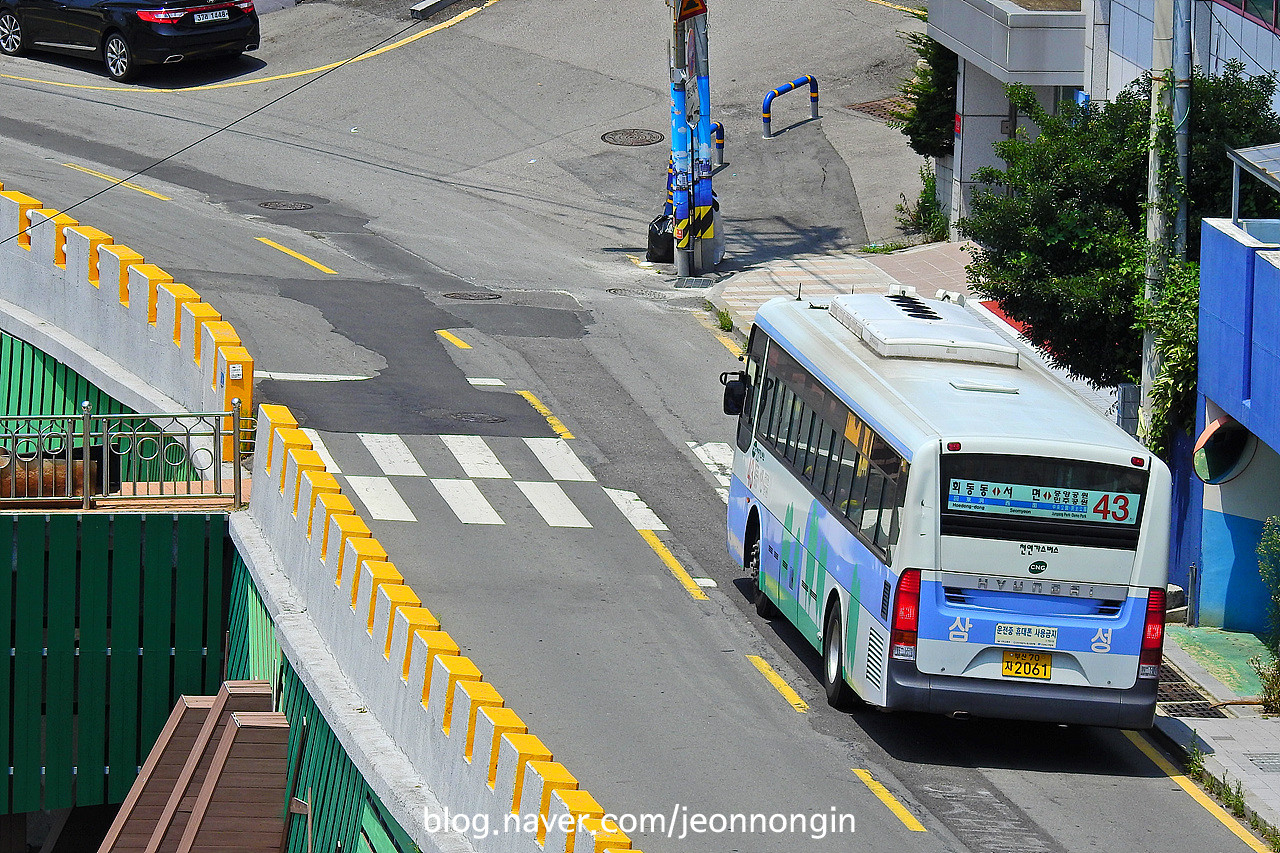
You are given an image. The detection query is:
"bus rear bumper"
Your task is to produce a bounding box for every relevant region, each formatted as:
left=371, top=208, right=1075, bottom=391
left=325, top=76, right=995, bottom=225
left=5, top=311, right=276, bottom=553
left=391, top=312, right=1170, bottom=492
left=884, top=661, right=1158, bottom=729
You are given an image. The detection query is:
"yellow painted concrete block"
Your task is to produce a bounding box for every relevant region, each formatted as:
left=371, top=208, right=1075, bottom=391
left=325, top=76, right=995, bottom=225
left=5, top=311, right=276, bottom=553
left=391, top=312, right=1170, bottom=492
left=302, top=470, right=340, bottom=537
left=481, top=707, right=528, bottom=786
left=159, top=282, right=199, bottom=341
left=314, top=494, right=355, bottom=556
left=374, top=585, right=422, bottom=642
left=35, top=211, right=78, bottom=268
left=341, top=535, right=386, bottom=590
left=457, top=680, right=503, bottom=760
left=123, top=261, right=169, bottom=309
left=526, top=761, right=578, bottom=840
left=285, top=449, right=325, bottom=515
left=183, top=303, right=221, bottom=363
left=66, top=226, right=111, bottom=284
left=2, top=191, right=42, bottom=249
left=413, top=630, right=460, bottom=693
left=502, top=733, right=553, bottom=819
left=434, top=654, right=481, bottom=732
left=392, top=605, right=441, bottom=666
left=555, top=789, right=605, bottom=853
left=359, top=560, right=403, bottom=628
left=258, top=405, right=298, bottom=470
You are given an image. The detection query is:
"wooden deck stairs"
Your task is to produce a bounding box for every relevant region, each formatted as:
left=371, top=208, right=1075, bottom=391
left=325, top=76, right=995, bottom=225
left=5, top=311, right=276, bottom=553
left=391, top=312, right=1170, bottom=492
left=96, top=680, right=290, bottom=853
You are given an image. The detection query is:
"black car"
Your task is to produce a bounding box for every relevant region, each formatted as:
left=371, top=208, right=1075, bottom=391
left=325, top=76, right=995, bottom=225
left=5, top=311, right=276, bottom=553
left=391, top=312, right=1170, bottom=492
left=0, top=0, right=258, bottom=82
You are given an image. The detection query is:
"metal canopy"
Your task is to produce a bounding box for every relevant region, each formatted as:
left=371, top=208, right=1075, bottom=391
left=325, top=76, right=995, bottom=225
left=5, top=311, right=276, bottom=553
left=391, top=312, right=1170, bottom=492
left=1228, top=142, right=1280, bottom=224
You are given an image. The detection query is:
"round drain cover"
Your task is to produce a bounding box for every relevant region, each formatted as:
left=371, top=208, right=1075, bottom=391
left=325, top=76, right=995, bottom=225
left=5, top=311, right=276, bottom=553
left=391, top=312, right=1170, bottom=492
left=607, top=287, right=668, bottom=300
left=259, top=201, right=314, bottom=211
left=602, top=129, right=665, bottom=146
left=443, top=292, right=502, bottom=300
left=451, top=412, right=506, bottom=424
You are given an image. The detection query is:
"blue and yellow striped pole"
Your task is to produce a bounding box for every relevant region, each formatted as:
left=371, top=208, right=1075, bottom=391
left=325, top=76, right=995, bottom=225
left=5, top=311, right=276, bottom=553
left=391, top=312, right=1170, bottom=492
left=690, top=13, right=715, bottom=270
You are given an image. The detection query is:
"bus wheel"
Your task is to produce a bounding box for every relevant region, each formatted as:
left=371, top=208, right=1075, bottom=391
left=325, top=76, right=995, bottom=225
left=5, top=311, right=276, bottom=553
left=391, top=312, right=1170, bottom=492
left=823, top=607, right=854, bottom=709
left=748, top=537, right=774, bottom=618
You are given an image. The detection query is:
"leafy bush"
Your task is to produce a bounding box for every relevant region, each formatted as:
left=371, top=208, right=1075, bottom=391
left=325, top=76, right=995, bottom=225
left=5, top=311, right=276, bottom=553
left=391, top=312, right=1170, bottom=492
left=891, top=13, right=958, bottom=160
left=1138, top=259, right=1199, bottom=454
left=896, top=165, right=950, bottom=242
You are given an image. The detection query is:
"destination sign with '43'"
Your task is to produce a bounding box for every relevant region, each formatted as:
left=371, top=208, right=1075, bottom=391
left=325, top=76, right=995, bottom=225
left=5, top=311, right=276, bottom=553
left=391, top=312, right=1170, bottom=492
left=947, top=479, right=1141, bottom=524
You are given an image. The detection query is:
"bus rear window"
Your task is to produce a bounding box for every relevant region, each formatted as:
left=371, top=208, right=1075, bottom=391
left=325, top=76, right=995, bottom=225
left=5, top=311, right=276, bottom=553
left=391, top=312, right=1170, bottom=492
left=940, top=453, right=1149, bottom=548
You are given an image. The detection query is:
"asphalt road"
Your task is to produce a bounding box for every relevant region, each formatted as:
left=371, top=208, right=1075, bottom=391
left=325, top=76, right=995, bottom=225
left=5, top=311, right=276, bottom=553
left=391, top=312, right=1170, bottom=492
left=0, top=0, right=1264, bottom=851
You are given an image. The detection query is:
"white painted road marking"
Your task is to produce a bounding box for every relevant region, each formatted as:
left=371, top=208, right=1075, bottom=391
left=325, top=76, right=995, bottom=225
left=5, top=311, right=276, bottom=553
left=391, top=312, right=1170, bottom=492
left=431, top=478, right=505, bottom=525
left=359, top=433, right=427, bottom=477
left=441, top=435, right=511, bottom=479
left=524, top=437, right=595, bottom=482
left=602, top=488, right=668, bottom=531
left=516, top=481, right=592, bottom=528
left=300, top=428, right=341, bottom=473
left=258, top=371, right=373, bottom=382
left=689, top=440, right=733, bottom=504
left=344, top=476, right=417, bottom=522
left=467, top=377, right=506, bottom=386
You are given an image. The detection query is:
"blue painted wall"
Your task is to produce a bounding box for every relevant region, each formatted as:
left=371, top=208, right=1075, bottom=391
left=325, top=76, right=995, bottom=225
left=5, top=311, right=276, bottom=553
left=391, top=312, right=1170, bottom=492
left=1200, top=509, right=1268, bottom=632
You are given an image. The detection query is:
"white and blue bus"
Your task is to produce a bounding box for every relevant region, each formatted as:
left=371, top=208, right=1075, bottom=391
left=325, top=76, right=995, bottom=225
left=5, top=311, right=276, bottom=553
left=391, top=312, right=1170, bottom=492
left=721, top=289, right=1171, bottom=728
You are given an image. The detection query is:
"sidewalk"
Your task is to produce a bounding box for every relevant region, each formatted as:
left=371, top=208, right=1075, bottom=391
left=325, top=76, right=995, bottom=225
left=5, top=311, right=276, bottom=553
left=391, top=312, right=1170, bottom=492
left=709, top=240, right=1280, bottom=847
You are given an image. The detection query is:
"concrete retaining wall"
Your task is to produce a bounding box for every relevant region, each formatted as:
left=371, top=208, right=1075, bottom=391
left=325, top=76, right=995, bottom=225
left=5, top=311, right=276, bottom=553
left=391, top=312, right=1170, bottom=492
left=0, top=180, right=636, bottom=853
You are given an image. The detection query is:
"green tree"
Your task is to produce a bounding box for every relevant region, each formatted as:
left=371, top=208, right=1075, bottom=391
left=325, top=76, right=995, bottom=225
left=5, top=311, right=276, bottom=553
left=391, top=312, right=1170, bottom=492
left=891, top=13, right=958, bottom=160
left=960, top=63, right=1280, bottom=391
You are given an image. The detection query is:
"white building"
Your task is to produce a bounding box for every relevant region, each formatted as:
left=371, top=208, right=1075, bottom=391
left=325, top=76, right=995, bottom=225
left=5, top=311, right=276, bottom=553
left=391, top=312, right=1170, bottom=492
left=929, top=0, right=1280, bottom=226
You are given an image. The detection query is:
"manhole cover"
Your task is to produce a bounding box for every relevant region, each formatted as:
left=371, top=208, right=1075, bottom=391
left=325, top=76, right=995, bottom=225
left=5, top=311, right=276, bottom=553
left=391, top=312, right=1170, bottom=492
left=443, top=292, right=502, bottom=300
left=450, top=412, right=506, bottom=424
left=259, top=201, right=314, bottom=211
left=602, top=129, right=665, bottom=146
left=607, top=287, right=668, bottom=300
left=846, top=96, right=910, bottom=122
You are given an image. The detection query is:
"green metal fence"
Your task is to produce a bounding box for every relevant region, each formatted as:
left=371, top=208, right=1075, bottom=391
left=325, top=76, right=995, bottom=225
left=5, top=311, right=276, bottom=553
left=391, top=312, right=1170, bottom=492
left=227, top=556, right=414, bottom=853
left=0, top=513, right=228, bottom=815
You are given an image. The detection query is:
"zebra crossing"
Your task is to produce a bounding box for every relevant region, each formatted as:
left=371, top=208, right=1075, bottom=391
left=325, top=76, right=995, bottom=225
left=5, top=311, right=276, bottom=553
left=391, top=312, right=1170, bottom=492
left=305, top=431, right=735, bottom=530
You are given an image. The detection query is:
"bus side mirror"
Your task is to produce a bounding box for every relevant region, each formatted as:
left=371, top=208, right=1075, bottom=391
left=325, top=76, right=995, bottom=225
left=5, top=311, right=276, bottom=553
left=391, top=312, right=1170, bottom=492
left=721, top=371, right=748, bottom=416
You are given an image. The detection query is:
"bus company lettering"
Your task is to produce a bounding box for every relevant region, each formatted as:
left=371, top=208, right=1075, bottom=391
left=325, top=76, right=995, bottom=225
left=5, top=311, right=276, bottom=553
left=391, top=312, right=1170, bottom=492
left=975, top=577, right=1097, bottom=598
left=994, top=623, right=1058, bottom=648
left=746, top=447, right=772, bottom=498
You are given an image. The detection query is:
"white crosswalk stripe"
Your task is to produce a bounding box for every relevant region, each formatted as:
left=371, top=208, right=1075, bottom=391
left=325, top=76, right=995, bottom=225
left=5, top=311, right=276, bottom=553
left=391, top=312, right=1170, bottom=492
left=301, top=428, right=341, bottom=473
left=345, top=476, right=417, bottom=522
left=524, top=438, right=595, bottom=481
left=431, top=478, right=505, bottom=525
left=359, top=434, right=427, bottom=476
left=603, top=488, right=668, bottom=531
left=516, top=481, right=592, bottom=528
left=441, top=435, right=511, bottom=479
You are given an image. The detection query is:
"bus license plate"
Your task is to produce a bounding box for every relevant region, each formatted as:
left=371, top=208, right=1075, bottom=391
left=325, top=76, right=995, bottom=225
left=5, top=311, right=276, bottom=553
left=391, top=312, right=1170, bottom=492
left=194, top=9, right=230, bottom=22
left=1002, top=650, right=1051, bottom=680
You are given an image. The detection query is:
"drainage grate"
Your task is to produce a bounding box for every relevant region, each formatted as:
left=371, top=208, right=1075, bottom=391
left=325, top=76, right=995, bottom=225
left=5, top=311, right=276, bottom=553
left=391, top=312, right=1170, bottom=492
left=443, top=292, right=501, bottom=300
left=1247, top=754, right=1280, bottom=773
left=1159, top=700, right=1228, bottom=719
left=259, top=201, right=314, bottom=211
left=602, top=129, right=665, bottom=146
left=674, top=277, right=712, bottom=289
left=1158, top=682, right=1206, bottom=702
left=450, top=412, right=506, bottom=424
left=846, top=96, right=910, bottom=122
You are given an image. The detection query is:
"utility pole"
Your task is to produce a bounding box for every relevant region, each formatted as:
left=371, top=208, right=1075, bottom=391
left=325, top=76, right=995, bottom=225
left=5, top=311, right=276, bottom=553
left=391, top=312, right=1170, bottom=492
left=667, top=0, right=713, bottom=276
left=1140, top=0, right=1191, bottom=436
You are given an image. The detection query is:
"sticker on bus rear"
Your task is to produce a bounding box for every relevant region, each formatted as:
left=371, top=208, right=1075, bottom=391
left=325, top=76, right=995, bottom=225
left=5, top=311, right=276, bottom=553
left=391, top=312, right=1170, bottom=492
left=947, top=479, right=1141, bottom=524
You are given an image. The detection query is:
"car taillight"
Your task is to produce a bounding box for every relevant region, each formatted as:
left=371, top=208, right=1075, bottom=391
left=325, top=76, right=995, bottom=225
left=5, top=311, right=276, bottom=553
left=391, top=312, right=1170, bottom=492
left=1138, top=587, right=1165, bottom=679
left=233, top=0, right=254, bottom=10
left=136, top=7, right=188, bottom=21
left=890, top=569, right=921, bottom=661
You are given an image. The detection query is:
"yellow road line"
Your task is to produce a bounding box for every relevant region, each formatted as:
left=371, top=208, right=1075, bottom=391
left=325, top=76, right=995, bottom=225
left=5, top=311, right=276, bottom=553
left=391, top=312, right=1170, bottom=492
left=256, top=238, right=337, bottom=274
left=640, top=529, right=709, bottom=601
left=694, top=311, right=742, bottom=357
left=864, top=0, right=920, bottom=12
left=0, top=0, right=500, bottom=92
left=853, top=768, right=927, bottom=831
left=436, top=330, right=472, bottom=350
left=746, top=654, right=808, bottom=712
left=62, top=163, right=171, bottom=200
left=516, top=391, right=573, bottom=440
left=1123, top=730, right=1268, bottom=852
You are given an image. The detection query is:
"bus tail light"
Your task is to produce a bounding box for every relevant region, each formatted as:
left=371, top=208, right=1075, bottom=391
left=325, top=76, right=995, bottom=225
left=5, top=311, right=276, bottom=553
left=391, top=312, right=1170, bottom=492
left=1138, top=587, right=1165, bottom=679
left=890, top=569, right=921, bottom=661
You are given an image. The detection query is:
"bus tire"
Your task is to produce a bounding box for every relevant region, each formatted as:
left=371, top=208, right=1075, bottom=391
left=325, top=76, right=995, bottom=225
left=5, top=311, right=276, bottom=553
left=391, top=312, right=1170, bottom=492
left=823, top=606, right=854, bottom=709
left=748, top=537, right=775, bottom=618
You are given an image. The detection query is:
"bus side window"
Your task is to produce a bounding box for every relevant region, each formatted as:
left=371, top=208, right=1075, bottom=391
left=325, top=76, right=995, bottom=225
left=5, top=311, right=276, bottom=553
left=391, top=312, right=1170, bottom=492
left=821, top=428, right=842, bottom=501
left=783, top=393, right=805, bottom=463
left=799, top=413, right=820, bottom=479
left=860, top=468, right=887, bottom=543
left=760, top=377, right=782, bottom=445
